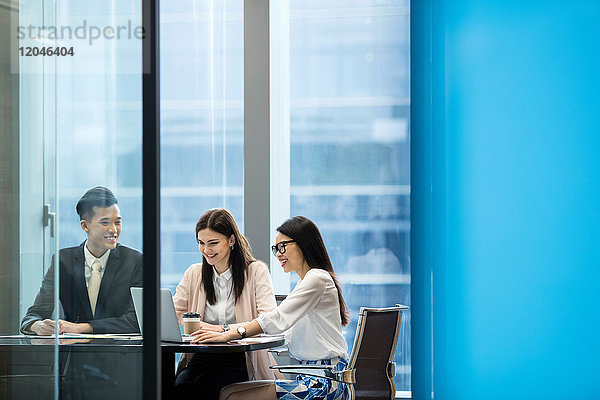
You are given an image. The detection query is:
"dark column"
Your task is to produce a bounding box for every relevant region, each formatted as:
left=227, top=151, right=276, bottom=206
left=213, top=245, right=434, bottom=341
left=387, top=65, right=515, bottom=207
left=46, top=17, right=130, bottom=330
left=142, top=0, right=161, bottom=398
left=0, top=0, right=20, bottom=335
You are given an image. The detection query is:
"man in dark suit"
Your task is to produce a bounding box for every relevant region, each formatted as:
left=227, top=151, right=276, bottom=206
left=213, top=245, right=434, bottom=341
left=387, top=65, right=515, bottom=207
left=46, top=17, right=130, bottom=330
left=20, top=186, right=143, bottom=334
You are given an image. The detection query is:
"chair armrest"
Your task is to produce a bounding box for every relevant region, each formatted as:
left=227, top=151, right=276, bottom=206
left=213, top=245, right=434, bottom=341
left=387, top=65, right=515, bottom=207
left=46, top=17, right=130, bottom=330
left=388, top=361, right=396, bottom=378
left=268, top=346, right=289, bottom=356
left=269, top=365, right=356, bottom=383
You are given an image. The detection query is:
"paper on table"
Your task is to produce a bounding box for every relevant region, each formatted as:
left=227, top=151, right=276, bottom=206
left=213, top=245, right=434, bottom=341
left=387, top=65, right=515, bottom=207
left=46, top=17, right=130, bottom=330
left=0, top=333, right=142, bottom=339
left=0, top=334, right=80, bottom=339
left=62, top=333, right=143, bottom=340
left=229, top=335, right=285, bottom=344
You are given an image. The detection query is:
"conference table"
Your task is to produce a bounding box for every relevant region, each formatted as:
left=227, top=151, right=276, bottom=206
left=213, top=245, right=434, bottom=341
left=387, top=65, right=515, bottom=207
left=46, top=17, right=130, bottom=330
left=0, top=335, right=285, bottom=400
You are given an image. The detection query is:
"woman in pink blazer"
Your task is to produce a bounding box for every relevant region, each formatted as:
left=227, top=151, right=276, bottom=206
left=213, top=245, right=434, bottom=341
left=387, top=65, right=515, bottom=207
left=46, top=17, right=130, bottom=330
left=172, top=208, right=277, bottom=400
left=194, top=216, right=351, bottom=400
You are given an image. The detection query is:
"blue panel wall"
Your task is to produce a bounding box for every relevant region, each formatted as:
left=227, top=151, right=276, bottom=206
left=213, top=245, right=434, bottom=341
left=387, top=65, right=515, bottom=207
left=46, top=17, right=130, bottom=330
left=413, top=1, right=600, bottom=399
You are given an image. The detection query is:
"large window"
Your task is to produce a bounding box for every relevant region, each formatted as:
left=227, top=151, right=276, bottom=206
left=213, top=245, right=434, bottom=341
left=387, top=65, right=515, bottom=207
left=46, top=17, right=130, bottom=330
left=286, top=0, right=411, bottom=393
left=160, top=0, right=244, bottom=291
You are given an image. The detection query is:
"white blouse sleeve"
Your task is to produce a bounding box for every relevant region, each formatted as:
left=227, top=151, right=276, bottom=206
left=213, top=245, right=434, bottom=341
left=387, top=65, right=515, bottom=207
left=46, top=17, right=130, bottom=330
left=257, top=270, right=327, bottom=334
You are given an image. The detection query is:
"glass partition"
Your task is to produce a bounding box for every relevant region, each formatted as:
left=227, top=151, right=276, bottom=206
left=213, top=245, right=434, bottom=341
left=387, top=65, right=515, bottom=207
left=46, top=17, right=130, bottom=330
left=1, top=0, right=145, bottom=398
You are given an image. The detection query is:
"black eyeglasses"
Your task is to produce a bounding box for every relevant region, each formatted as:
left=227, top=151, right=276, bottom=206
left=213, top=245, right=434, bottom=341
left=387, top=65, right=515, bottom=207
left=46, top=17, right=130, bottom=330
left=271, top=240, right=295, bottom=256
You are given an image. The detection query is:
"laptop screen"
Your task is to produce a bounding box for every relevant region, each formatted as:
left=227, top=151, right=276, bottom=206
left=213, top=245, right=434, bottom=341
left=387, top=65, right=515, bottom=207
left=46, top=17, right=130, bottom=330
left=130, top=287, right=188, bottom=342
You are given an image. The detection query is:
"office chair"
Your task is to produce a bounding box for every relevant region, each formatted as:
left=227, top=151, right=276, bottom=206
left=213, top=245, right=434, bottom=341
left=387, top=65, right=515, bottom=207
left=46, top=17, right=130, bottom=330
left=270, top=304, right=408, bottom=400
left=274, top=294, right=288, bottom=305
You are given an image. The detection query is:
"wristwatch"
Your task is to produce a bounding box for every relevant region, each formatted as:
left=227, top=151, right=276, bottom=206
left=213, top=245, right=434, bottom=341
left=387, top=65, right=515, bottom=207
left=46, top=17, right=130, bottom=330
left=237, top=325, right=247, bottom=339
left=222, top=323, right=230, bottom=332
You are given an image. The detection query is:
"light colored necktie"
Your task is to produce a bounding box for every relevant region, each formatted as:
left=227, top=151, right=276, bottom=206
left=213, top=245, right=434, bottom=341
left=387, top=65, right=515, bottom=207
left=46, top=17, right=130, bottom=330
left=88, top=260, right=102, bottom=316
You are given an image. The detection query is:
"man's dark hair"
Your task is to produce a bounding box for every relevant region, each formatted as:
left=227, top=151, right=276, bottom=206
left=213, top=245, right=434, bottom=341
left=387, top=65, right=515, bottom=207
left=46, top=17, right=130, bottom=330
left=76, top=186, right=118, bottom=221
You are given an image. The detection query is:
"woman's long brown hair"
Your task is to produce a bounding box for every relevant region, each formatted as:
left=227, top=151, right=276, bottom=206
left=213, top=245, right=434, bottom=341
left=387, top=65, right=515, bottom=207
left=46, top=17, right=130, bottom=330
left=195, top=209, right=255, bottom=305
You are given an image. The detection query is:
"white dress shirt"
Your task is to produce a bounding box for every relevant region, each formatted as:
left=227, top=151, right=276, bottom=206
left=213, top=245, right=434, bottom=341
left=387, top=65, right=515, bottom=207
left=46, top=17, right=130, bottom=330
left=203, top=266, right=237, bottom=326
left=257, top=268, right=348, bottom=361
left=84, top=241, right=109, bottom=287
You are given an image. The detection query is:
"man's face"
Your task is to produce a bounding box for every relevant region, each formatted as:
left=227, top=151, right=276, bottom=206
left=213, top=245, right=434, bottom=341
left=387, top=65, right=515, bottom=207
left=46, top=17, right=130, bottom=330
left=81, top=204, right=122, bottom=258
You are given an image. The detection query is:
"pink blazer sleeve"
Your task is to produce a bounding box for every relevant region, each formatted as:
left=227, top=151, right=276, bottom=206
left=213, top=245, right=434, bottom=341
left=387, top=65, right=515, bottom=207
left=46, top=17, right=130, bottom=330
left=173, top=264, right=193, bottom=326
left=252, top=261, right=277, bottom=314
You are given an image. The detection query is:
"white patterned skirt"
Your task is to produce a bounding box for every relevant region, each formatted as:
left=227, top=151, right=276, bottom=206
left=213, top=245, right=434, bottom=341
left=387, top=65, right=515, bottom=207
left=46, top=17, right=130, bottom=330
left=275, top=358, right=349, bottom=400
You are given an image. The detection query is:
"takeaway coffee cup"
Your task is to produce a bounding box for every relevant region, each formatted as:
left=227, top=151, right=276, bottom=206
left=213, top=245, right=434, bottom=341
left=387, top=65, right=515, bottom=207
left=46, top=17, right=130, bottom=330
left=182, top=312, right=201, bottom=335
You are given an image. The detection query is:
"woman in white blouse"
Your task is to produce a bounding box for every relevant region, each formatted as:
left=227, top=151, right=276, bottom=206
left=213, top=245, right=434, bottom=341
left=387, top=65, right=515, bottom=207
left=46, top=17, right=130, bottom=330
left=193, top=216, right=350, bottom=400
left=173, top=208, right=277, bottom=400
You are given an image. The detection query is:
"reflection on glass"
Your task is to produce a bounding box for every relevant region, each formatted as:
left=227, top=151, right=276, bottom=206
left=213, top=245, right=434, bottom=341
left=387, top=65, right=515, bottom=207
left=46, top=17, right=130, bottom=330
left=288, top=0, right=411, bottom=392
left=20, top=187, right=143, bottom=337
left=11, top=0, right=144, bottom=398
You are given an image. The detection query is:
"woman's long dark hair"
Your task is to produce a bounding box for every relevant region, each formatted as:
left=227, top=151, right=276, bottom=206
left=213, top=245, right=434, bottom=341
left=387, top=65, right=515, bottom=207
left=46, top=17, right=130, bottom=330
left=277, top=216, right=349, bottom=326
left=196, top=208, right=255, bottom=305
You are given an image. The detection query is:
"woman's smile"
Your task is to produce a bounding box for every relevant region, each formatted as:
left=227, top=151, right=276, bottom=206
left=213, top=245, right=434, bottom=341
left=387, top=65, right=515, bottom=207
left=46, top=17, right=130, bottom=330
left=197, top=228, right=234, bottom=272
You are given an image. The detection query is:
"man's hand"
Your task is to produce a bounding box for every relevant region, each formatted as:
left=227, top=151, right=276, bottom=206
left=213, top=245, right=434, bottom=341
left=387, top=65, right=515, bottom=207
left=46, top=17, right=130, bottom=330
left=30, top=320, right=94, bottom=335
left=58, top=320, right=93, bottom=334
left=30, top=319, right=57, bottom=335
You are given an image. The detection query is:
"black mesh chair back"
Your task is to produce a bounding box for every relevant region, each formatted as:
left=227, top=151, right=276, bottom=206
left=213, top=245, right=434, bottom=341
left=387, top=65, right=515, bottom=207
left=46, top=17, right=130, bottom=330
left=275, top=294, right=287, bottom=305
left=347, top=305, right=407, bottom=400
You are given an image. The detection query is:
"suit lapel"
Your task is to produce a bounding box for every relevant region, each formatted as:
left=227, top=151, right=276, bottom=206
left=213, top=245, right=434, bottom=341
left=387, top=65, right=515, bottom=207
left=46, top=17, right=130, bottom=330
left=95, top=244, right=119, bottom=316
left=72, top=242, right=92, bottom=319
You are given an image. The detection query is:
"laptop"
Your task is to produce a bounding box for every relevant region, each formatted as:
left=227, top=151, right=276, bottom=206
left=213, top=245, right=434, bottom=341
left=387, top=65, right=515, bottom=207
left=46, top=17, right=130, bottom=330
left=130, top=287, right=193, bottom=343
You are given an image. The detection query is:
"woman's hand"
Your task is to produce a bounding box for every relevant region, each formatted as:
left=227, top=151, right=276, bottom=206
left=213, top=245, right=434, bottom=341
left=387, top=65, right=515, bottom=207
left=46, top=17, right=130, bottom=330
left=191, top=328, right=237, bottom=344
left=195, top=321, right=223, bottom=332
